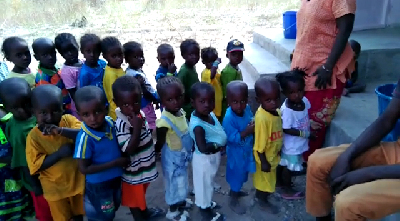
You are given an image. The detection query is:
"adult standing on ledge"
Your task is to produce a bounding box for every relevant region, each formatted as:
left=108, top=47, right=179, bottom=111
left=291, top=0, right=356, bottom=161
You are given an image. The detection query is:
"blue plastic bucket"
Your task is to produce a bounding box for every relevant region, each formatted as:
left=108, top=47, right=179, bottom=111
left=283, top=11, right=297, bottom=39
left=375, top=83, right=400, bottom=141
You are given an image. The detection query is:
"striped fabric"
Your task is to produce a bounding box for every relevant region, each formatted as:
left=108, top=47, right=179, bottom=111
left=35, top=66, right=72, bottom=114
left=115, top=108, right=158, bottom=185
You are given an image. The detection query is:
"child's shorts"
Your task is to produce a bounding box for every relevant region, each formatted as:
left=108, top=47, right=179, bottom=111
left=279, top=153, right=304, bottom=171
left=47, top=194, right=84, bottom=221
left=84, top=177, right=121, bottom=221
left=30, top=192, right=52, bottom=221
left=121, top=181, right=150, bottom=210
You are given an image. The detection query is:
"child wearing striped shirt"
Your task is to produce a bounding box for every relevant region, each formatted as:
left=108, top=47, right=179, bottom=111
left=113, top=76, right=164, bottom=221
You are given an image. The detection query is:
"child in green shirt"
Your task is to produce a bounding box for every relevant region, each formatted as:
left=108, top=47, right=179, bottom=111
left=177, top=39, right=200, bottom=121
left=221, top=39, right=244, bottom=117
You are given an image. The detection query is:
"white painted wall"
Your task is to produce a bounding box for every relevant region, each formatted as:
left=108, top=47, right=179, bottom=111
left=353, top=0, right=400, bottom=31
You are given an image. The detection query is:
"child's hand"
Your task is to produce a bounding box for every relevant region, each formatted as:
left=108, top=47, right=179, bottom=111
left=261, top=161, right=271, bottom=173
left=168, top=63, right=177, bottom=74
left=114, top=157, right=130, bottom=167
left=39, top=124, right=61, bottom=136
left=57, top=144, right=73, bottom=158
left=127, top=114, right=143, bottom=129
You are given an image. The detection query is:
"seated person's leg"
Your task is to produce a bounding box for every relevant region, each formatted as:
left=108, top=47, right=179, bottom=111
left=335, top=179, right=400, bottom=220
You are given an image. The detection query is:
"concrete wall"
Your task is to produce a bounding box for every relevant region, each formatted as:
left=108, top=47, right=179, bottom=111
left=354, top=0, right=400, bottom=31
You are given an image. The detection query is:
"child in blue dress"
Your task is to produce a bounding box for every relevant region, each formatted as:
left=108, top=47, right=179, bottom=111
left=222, top=81, right=255, bottom=215
left=155, top=77, right=193, bottom=221
left=189, top=82, right=226, bottom=221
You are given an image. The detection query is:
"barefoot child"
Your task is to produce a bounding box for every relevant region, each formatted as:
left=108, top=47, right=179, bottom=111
left=102, top=37, right=125, bottom=120
left=55, top=33, right=83, bottom=118
left=201, top=47, right=223, bottom=122
left=2, top=37, right=35, bottom=88
left=0, top=78, right=51, bottom=221
left=221, top=39, right=244, bottom=117
left=73, top=86, right=128, bottom=220
left=78, top=34, right=106, bottom=89
left=124, top=41, right=159, bottom=132
left=26, top=85, right=85, bottom=221
left=276, top=69, right=311, bottom=200
left=178, top=39, right=200, bottom=121
left=0, top=82, right=35, bottom=221
left=253, top=77, right=282, bottom=214
left=189, top=82, right=226, bottom=221
left=155, top=77, right=193, bottom=220
left=113, top=76, right=163, bottom=221
left=33, top=38, right=72, bottom=114
left=156, top=43, right=177, bottom=82
left=222, top=81, right=255, bottom=215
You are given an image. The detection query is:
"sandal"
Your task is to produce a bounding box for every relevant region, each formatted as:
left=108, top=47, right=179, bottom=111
left=145, top=207, right=165, bottom=219
left=281, top=191, right=304, bottom=200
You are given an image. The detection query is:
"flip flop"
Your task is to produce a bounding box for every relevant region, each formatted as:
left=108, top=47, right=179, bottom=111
left=281, top=191, right=304, bottom=200
left=146, top=207, right=165, bottom=219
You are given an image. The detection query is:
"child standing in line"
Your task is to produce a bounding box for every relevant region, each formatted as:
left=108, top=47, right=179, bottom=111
left=73, top=86, right=128, bottom=221
left=221, top=39, right=244, bottom=118
left=178, top=39, right=200, bottom=121
left=155, top=77, right=193, bottom=221
left=55, top=33, right=83, bottom=118
left=124, top=41, right=159, bottom=132
left=0, top=78, right=52, bottom=221
left=2, top=37, right=35, bottom=89
left=189, top=82, right=226, bottom=221
left=0, top=104, right=35, bottom=220
left=26, top=85, right=85, bottom=221
left=156, top=43, right=177, bottom=82
left=222, top=81, right=255, bottom=215
left=78, top=34, right=107, bottom=89
left=201, top=47, right=223, bottom=122
left=276, top=69, right=312, bottom=200
left=253, top=77, right=282, bottom=214
left=102, top=37, right=125, bottom=120
left=113, top=76, right=163, bottom=221
left=33, top=38, right=72, bottom=114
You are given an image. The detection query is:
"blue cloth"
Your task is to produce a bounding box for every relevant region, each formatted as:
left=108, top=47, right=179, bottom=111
left=84, top=177, right=121, bottom=221
left=189, top=112, right=227, bottom=154
left=160, top=115, right=193, bottom=205
left=79, top=59, right=106, bottom=89
left=0, top=62, right=9, bottom=82
left=155, top=65, right=177, bottom=82
left=222, top=105, right=256, bottom=191
left=126, top=68, right=159, bottom=108
left=74, top=116, right=123, bottom=184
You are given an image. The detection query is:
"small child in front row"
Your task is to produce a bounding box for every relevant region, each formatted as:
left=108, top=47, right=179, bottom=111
left=55, top=33, right=83, bottom=118
left=178, top=39, right=200, bottom=121
left=113, top=76, right=163, bottom=221
left=124, top=41, right=159, bottom=132
left=253, top=77, right=282, bottom=214
left=0, top=78, right=52, bottom=221
left=79, top=34, right=107, bottom=89
left=33, top=38, right=72, bottom=114
left=201, top=47, right=223, bottom=122
left=73, top=86, right=128, bottom=220
left=102, top=36, right=125, bottom=120
left=189, top=82, right=226, bottom=221
left=2, top=37, right=35, bottom=89
left=222, top=81, right=255, bottom=215
left=276, top=69, right=312, bottom=200
left=155, top=77, right=193, bottom=221
left=26, top=85, right=85, bottom=221
left=156, top=43, right=177, bottom=82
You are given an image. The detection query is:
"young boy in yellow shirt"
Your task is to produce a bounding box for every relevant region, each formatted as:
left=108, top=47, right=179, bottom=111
left=26, top=84, right=85, bottom=221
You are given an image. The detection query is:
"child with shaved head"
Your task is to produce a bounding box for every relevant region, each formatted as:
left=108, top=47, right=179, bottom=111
left=222, top=81, right=255, bottom=215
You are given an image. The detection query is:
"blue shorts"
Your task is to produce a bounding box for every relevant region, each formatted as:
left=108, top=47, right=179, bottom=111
left=84, top=177, right=121, bottom=221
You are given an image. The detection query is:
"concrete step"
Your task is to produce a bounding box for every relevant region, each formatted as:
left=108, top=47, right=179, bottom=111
left=242, top=42, right=290, bottom=80
left=253, top=28, right=294, bottom=67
